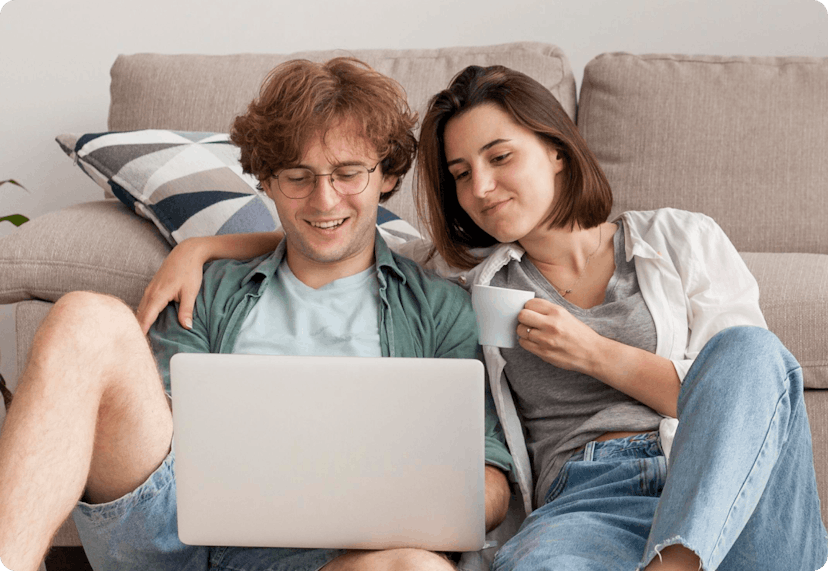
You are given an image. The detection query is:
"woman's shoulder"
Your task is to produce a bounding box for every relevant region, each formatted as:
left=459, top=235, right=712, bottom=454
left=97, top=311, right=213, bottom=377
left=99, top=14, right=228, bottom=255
left=616, top=207, right=715, bottom=227
left=617, top=208, right=723, bottom=242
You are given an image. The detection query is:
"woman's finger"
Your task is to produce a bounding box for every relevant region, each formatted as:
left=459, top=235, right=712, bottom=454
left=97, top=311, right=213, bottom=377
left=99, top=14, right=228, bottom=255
left=177, top=283, right=200, bottom=330
left=137, top=290, right=170, bottom=335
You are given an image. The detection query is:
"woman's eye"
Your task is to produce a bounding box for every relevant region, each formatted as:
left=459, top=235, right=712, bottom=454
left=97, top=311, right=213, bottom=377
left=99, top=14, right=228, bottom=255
left=452, top=170, right=470, bottom=182
left=491, top=152, right=511, bottom=164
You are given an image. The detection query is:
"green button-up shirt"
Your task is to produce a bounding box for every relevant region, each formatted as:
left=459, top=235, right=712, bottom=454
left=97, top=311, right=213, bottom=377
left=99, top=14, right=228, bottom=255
left=149, top=232, right=514, bottom=476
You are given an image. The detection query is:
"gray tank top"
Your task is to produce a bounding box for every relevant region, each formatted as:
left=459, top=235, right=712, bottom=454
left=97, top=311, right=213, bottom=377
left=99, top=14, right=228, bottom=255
left=492, top=220, right=663, bottom=507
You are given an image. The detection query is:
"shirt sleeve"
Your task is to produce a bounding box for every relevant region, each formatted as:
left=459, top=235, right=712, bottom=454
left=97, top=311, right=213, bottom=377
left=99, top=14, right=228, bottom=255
left=148, top=287, right=212, bottom=394
left=432, top=282, right=515, bottom=478
left=674, top=214, right=768, bottom=381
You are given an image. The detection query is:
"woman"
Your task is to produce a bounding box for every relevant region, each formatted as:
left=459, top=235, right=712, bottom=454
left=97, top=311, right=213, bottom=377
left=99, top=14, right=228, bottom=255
left=136, top=65, right=827, bottom=571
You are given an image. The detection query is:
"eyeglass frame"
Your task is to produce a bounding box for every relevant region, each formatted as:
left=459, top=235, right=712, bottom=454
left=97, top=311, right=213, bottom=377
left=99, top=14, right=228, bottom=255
left=268, top=161, right=382, bottom=199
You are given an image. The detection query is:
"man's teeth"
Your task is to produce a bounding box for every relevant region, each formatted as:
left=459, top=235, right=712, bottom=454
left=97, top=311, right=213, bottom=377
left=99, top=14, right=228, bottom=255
left=310, top=219, right=345, bottom=229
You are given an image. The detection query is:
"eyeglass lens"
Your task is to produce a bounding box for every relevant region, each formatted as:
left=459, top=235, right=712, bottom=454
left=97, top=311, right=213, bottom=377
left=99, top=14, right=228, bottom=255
left=277, top=165, right=370, bottom=197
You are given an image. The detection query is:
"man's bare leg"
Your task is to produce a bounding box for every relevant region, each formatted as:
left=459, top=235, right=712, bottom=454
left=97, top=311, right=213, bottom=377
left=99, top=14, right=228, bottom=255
left=324, top=548, right=457, bottom=571
left=0, top=292, right=173, bottom=571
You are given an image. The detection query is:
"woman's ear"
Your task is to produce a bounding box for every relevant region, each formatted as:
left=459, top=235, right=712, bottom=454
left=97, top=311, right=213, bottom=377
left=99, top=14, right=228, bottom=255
left=548, top=148, right=565, bottom=175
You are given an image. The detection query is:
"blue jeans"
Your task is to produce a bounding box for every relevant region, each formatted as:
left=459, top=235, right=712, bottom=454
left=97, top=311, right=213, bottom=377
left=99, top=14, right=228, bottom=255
left=72, top=449, right=346, bottom=571
left=492, top=326, right=828, bottom=571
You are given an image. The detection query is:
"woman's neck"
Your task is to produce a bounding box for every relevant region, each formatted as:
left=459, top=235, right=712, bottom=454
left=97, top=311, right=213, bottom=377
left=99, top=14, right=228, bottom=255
left=518, top=222, right=616, bottom=308
left=520, top=223, right=604, bottom=274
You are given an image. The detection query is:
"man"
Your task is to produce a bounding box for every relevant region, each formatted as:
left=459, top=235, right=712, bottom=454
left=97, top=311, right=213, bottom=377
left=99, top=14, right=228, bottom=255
left=0, top=58, right=512, bottom=571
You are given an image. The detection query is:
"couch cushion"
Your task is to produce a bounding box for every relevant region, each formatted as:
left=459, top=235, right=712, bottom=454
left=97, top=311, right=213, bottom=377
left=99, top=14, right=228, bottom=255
left=742, top=252, right=828, bottom=390
left=56, top=130, right=277, bottom=246
left=0, top=201, right=170, bottom=309
left=107, top=43, right=577, bottom=231
left=578, top=53, right=828, bottom=254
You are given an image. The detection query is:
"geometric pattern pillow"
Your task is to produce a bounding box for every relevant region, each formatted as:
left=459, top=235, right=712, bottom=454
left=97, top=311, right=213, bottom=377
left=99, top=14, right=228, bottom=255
left=56, top=130, right=278, bottom=246
left=56, top=130, right=420, bottom=247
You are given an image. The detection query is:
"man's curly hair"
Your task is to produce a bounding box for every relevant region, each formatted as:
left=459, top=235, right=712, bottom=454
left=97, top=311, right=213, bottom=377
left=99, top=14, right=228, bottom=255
left=231, top=57, right=418, bottom=201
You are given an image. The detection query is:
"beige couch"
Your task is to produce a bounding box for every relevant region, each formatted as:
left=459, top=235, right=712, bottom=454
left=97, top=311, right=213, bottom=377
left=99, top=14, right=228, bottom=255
left=1, top=42, right=826, bottom=567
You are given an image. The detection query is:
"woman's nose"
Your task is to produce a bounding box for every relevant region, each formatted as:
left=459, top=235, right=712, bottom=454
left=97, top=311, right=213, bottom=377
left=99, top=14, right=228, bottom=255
left=471, top=167, right=495, bottom=198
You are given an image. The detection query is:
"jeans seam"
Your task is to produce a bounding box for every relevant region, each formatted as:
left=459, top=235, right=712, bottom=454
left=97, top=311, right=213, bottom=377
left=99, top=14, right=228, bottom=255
left=544, top=463, right=571, bottom=505
left=709, top=384, right=790, bottom=564
left=209, top=547, right=228, bottom=570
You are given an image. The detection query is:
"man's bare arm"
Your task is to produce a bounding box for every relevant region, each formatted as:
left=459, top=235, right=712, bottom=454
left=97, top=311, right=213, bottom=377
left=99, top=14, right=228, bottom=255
left=484, top=465, right=511, bottom=532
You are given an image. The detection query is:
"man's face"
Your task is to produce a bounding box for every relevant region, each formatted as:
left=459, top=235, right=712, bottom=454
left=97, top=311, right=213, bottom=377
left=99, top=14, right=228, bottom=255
left=262, top=123, right=397, bottom=285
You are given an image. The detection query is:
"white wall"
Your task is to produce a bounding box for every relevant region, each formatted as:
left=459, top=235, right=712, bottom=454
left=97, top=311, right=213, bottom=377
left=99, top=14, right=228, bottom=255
left=0, top=0, right=826, bottom=390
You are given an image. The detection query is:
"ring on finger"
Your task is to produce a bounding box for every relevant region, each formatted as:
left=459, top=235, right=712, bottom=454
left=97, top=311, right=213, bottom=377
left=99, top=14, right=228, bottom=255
left=526, top=326, right=532, bottom=337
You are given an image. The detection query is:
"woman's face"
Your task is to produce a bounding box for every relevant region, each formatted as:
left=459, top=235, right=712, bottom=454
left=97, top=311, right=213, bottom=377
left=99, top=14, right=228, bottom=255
left=443, top=103, right=565, bottom=244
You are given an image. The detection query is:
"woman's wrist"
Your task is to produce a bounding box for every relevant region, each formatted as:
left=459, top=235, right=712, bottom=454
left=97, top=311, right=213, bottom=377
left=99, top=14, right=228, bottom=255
left=179, top=235, right=227, bottom=264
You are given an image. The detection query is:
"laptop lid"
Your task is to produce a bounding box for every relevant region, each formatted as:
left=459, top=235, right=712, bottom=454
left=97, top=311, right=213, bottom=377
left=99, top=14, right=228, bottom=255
left=170, top=353, right=486, bottom=551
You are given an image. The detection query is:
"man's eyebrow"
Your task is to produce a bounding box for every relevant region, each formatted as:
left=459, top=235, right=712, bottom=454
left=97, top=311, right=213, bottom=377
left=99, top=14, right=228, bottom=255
left=293, top=160, right=368, bottom=170
left=446, top=138, right=511, bottom=167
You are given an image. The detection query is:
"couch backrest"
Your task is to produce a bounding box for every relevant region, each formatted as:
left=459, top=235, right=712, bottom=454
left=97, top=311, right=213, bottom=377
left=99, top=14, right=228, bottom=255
left=108, top=42, right=576, bottom=233
left=578, top=53, right=828, bottom=254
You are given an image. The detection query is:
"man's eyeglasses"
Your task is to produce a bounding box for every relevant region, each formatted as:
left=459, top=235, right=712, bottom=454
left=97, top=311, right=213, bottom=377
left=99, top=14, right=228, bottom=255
left=272, top=162, right=380, bottom=199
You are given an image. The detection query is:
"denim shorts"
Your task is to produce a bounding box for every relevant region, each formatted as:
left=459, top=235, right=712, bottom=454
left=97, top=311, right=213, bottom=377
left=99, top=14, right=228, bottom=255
left=72, top=448, right=346, bottom=571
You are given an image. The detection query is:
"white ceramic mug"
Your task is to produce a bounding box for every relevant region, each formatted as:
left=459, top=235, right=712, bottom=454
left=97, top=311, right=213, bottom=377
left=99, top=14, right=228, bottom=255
left=471, top=284, right=535, bottom=348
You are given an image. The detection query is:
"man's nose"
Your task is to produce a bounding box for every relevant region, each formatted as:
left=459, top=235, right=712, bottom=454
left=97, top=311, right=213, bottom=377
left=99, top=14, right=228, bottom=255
left=308, top=175, right=341, bottom=210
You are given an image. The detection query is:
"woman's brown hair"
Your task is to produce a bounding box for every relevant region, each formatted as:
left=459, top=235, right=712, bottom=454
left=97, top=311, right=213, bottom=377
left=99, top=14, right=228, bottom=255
left=417, top=65, right=612, bottom=269
left=232, top=57, right=418, bottom=201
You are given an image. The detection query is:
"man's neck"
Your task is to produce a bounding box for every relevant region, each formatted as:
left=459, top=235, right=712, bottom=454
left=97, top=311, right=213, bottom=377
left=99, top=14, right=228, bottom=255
left=283, top=241, right=377, bottom=289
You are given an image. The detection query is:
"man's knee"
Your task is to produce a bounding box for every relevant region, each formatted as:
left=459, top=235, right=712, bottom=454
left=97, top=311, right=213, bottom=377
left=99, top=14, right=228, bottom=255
left=50, top=291, right=136, bottom=330
left=325, top=548, right=456, bottom=571
left=24, top=291, right=155, bottom=395
left=34, top=291, right=143, bottom=358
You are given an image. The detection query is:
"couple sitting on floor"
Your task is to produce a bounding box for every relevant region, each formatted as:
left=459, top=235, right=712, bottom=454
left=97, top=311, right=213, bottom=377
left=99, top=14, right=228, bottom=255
left=0, top=56, right=824, bottom=571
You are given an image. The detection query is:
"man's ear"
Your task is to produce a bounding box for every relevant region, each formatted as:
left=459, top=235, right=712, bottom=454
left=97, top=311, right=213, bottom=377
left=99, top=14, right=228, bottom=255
left=260, top=179, right=275, bottom=200
left=380, top=175, right=399, bottom=195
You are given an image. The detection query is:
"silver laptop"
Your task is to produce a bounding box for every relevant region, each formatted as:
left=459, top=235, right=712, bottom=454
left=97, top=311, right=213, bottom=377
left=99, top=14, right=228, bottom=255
left=170, top=353, right=486, bottom=551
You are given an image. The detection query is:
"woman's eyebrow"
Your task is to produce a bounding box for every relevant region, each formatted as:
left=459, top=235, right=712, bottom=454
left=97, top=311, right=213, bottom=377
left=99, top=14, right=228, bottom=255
left=447, top=138, right=512, bottom=167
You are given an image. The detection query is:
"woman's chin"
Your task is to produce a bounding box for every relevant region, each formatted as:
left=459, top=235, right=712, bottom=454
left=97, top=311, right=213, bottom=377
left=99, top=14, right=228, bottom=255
left=488, top=228, right=526, bottom=245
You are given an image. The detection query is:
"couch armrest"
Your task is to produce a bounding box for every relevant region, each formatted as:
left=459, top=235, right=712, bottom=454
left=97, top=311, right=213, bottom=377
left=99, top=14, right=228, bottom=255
left=0, top=200, right=170, bottom=309
left=743, top=252, right=828, bottom=389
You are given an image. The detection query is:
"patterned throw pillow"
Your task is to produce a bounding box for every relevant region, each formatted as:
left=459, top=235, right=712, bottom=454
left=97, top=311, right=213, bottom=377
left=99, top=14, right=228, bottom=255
left=57, top=130, right=420, bottom=246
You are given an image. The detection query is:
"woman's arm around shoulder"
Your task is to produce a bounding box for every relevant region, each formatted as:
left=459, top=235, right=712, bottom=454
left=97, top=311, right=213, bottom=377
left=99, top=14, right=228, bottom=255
left=136, top=231, right=283, bottom=333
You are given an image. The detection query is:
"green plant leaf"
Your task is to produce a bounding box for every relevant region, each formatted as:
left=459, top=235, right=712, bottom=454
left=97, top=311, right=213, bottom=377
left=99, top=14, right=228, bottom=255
left=0, top=179, right=29, bottom=192
left=0, top=214, right=29, bottom=226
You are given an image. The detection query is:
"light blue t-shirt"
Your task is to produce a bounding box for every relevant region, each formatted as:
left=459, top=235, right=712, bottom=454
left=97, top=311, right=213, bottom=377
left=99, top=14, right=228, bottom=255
left=233, top=259, right=382, bottom=357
